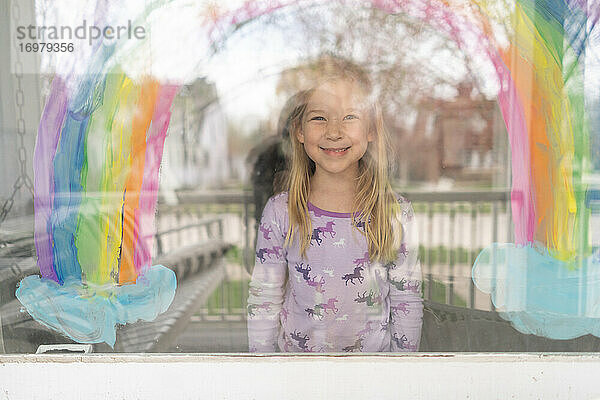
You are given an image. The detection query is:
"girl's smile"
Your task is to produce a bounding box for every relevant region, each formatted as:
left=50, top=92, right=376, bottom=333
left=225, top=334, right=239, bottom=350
left=319, top=146, right=351, bottom=156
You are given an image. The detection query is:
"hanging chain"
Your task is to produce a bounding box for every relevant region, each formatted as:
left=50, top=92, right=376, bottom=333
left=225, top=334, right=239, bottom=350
left=0, top=0, right=34, bottom=229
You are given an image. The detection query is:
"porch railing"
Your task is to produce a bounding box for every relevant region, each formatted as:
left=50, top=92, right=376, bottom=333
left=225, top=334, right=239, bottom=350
left=171, top=189, right=514, bottom=318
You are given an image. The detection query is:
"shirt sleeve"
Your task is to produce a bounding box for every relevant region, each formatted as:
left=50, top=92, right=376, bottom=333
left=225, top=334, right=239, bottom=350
left=247, top=196, right=288, bottom=352
left=388, top=198, right=423, bottom=352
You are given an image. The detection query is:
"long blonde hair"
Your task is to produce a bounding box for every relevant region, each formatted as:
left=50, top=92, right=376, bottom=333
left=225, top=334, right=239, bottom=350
left=283, top=57, right=402, bottom=262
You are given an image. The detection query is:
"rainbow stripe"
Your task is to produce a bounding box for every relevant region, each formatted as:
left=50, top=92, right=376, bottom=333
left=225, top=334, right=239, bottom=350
left=35, top=70, right=177, bottom=286
left=18, top=38, right=178, bottom=345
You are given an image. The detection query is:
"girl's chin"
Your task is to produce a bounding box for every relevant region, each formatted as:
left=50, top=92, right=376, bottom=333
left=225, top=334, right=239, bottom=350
left=313, top=163, right=360, bottom=177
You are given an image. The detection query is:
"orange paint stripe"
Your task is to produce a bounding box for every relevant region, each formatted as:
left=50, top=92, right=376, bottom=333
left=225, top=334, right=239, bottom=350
left=119, top=79, right=160, bottom=285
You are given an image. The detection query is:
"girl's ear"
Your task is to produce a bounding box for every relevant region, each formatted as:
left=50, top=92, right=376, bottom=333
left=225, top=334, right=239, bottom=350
left=367, top=129, right=375, bottom=142
left=297, top=129, right=305, bottom=144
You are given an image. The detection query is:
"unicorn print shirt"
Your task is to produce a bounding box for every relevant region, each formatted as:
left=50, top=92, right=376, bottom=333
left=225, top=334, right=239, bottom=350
left=247, top=192, right=423, bottom=352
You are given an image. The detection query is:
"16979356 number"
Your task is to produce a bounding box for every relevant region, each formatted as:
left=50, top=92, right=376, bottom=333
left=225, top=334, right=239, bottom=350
left=19, top=42, right=74, bottom=52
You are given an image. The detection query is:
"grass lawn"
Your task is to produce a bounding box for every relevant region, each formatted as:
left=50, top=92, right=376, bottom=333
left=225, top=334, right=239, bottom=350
left=419, top=245, right=483, bottom=265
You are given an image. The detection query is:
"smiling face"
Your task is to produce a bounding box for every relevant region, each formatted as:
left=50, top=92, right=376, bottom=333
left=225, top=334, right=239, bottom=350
left=297, top=79, right=374, bottom=180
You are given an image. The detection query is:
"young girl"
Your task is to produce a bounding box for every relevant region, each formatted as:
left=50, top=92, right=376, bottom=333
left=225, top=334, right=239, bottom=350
left=247, top=58, right=423, bottom=352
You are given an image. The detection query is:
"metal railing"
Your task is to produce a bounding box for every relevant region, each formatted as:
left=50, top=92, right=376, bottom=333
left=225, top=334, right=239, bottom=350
left=0, top=189, right=514, bottom=318
left=171, top=189, right=514, bottom=318
left=153, top=212, right=224, bottom=257
left=410, top=190, right=512, bottom=311
left=161, top=192, right=255, bottom=319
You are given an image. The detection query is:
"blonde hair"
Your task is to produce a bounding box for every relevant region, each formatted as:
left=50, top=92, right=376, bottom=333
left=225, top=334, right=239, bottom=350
left=283, top=57, right=402, bottom=262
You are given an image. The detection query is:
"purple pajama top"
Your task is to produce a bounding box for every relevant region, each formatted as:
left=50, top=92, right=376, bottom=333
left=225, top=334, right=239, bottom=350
left=247, top=192, right=423, bottom=352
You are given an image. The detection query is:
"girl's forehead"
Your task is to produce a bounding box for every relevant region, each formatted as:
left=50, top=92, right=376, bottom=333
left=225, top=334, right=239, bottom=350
left=307, top=79, right=369, bottom=109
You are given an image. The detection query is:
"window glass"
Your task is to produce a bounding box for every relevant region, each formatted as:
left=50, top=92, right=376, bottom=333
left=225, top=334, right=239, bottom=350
left=1, top=0, right=599, bottom=353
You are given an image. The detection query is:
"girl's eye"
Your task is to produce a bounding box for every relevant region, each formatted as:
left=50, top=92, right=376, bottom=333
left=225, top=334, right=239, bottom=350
left=310, top=116, right=326, bottom=121
left=343, top=114, right=358, bottom=120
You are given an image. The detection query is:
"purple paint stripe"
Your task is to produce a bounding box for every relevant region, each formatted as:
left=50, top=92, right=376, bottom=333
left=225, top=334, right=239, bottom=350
left=33, top=77, right=68, bottom=282
left=567, top=0, right=600, bottom=21
left=133, top=85, right=179, bottom=272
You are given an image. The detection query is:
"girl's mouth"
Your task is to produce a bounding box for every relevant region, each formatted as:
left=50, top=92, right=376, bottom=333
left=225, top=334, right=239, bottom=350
left=320, top=146, right=351, bottom=156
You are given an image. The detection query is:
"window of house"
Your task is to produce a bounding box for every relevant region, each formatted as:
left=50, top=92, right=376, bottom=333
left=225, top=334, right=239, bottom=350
left=1, top=0, right=599, bottom=357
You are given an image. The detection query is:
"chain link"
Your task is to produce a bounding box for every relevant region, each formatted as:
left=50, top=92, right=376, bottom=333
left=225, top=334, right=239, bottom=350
left=14, top=60, right=23, bottom=78
left=15, top=89, right=24, bottom=107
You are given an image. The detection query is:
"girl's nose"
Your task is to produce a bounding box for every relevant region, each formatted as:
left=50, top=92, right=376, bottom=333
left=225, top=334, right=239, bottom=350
left=325, top=121, right=343, bottom=140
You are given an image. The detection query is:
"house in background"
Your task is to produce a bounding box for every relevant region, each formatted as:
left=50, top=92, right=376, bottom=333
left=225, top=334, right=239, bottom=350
left=161, top=78, right=230, bottom=190
left=394, top=81, right=510, bottom=189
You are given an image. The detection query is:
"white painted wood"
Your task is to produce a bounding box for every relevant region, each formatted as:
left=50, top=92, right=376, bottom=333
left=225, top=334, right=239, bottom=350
left=1, top=354, right=600, bottom=399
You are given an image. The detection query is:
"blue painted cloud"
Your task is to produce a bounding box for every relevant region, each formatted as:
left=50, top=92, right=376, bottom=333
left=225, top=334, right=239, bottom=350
left=472, top=243, right=600, bottom=340
left=16, top=265, right=176, bottom=347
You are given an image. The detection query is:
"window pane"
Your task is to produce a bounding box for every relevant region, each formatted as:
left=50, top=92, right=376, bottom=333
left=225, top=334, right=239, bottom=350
left=1, top=0, right=599, bottom=353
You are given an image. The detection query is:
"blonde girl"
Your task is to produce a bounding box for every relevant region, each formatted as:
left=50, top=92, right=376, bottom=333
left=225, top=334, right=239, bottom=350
left=248, top=57, right=422, bottom=352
